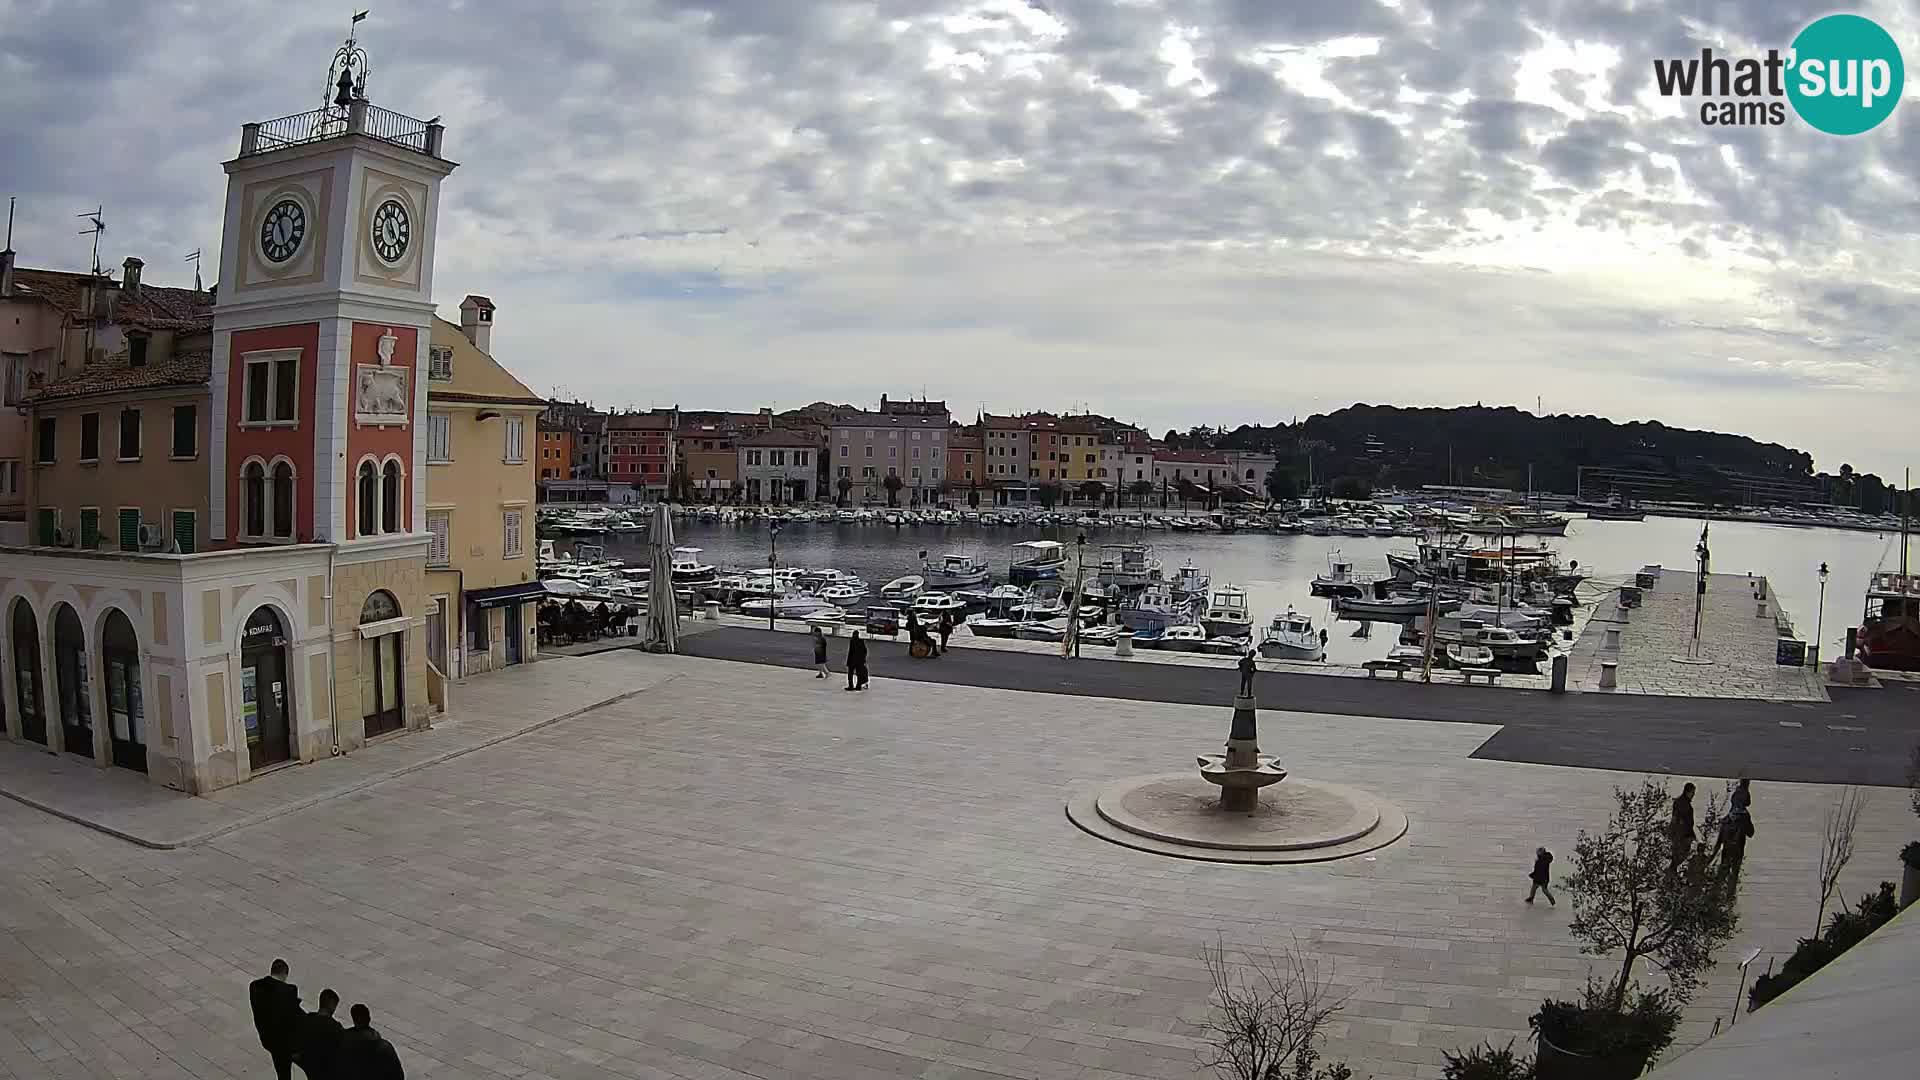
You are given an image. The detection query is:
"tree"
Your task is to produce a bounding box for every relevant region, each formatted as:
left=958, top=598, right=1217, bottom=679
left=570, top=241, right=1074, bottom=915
left=835, top=475, right=852, bottom=506
left=1328, top=476, right=1371, bottom=500
left=1197, top=937, right=1353, bottom=1080
left=1566, top=781, right=1741, bottom=1009
left=1814, top=786, right=1866, bottom=935
left=967, top=487, right=980, bottom=508
left=1128, top=479, right=1154, bottom=510
left=728, top=478, right=744, bottom=505
left=882, top=473, right=904, bottom=507
left=1265, top=465, right=1298, bottom=504
left=669, top=460, right=693, bottom=502
left=1079, top=479, right=1106, bottom=506
left=1037, top=481, right=1062, bottom=509
left=1176, top=478, right=1205, bottom=512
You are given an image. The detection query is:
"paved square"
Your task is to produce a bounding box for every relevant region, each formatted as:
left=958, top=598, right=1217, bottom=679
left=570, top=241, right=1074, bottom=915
left=1, top=651, right=1912, bottom=1080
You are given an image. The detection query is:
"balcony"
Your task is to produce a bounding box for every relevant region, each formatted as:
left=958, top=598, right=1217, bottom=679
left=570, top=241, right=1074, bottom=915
left=241, top=102, right=445, bottom=159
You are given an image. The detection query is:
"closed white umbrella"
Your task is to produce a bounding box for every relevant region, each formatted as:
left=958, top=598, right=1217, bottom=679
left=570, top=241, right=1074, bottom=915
left=647, top=503, right=679, bottom=652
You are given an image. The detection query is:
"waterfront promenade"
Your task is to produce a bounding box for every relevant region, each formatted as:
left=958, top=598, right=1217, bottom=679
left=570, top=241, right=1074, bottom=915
left=2, top=648, right=1915, bottom=1080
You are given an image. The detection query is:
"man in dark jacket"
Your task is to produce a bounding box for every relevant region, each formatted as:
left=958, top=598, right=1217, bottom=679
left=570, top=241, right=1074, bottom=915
left=1668, top=782, right=1696, bottom=870
left=247, top=959, right=303, bottom=1080
left=296, top=988, right=345, bottom=1080
left=846, top=631, right=867, bottom=690
left=339, top=1003, right=405, bottom=1080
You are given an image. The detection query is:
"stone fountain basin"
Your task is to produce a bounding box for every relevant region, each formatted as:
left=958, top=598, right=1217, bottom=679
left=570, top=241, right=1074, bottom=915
left=1094, top=773, right=1386, bottom=852
left=1197, top=753, right=1288, bottom=789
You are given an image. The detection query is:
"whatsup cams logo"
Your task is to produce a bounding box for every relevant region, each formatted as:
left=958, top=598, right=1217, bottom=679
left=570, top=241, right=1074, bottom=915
left=1652, top=13, right=1904, bottom=134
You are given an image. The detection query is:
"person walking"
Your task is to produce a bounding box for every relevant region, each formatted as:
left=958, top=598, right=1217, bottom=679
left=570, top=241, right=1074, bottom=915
left=1668, top=782, right=1696, bottom=870
left=247, top=959, right=303, bottom=1080
left=296, top=989, right=345, bottom=1080
left=1525, top=847, right=1556, bottom=905
left=338, top=1004, right=405, bottom=1080
left=1730, top=778, right=1752, bottom=816
left=846, top=630, right=867, bottom=691
left=811, top=626, right=829, bottom=678
left=938, top=612, right=954, bottom=655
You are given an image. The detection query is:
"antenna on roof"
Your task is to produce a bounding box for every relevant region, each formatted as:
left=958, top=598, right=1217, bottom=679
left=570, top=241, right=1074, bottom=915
left=5, top=196, right=14, bottom=249
left=76, top=206, right=106, bottom=275
left=184, top=248, right=203, bottom=292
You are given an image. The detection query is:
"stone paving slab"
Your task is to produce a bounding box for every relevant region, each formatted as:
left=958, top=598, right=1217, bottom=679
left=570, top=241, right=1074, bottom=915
left=1567, top=570, right=1826, bottom=702
left=1, top=651, right=1914, bottom=1080
left=0, top=652, right=673, bottom=848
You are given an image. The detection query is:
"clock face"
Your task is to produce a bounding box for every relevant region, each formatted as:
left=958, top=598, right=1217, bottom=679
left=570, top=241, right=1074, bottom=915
left=370, top=198, right=411, bottom=264
left=259, top=199, right=306, bottom=263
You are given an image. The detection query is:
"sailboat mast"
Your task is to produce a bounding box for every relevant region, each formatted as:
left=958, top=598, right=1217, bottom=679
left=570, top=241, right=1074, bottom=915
left=1903, top=467, right=1911, bottom=579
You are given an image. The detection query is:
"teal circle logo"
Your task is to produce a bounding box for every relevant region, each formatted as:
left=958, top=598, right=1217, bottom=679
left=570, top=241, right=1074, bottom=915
left=1787, top=14, right=1904, bottom=135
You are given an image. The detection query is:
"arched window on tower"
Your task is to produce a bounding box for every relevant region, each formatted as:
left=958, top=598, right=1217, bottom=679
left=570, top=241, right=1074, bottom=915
left=242, top=460, right=267, bottom=538
left=357, top=461, right=378, bottom=537
left=381, top=459, right=403, bottom=533
left=271, top=461, right=295, bottom=539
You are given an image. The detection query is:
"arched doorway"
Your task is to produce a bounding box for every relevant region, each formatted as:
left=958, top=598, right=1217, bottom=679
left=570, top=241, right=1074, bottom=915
left=360, top=590, right=404, bottom=737
left=241, top=606, right=294, bottom=770
left=52, top=604, right=94, bottom=759
left=9, top=600, right=46, bottom=745
left=101, top=610, right=147, bottom=773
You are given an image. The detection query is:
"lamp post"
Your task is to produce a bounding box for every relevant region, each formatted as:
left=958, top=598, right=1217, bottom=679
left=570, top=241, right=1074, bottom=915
left=1814, top=561, right=1830, bottom=666
left=767, top=520, right=782, bottom=631
left=1675, top=521, right=1714, bottom=665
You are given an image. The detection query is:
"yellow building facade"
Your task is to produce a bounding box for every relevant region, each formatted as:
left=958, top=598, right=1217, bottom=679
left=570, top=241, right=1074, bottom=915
left=424, top=304, right=545, bottom=680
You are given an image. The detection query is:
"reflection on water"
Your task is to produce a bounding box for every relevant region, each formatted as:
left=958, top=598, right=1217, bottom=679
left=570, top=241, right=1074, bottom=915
left=575, top=515, right=1908, bottom=666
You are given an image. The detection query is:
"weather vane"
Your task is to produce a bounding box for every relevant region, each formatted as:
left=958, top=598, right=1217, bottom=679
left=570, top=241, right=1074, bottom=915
left=324, top=10, right=372, bottom=113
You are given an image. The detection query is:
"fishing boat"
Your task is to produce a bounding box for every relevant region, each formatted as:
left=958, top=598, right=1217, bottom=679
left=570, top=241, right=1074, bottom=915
left=1008, top=540, right=1067, bottom=583
left=1859, top=566, right=1920, bottom=669
left=881, top=575, right=925, bottom=604
left=1117, top=582, right=1196, bottom=632
left=1334, top=586, right=1457, bottom=618
left=1258, top=608, right=1326, bottom=661
left=957, top=583, right=1027, bottom=612
left=669, top=547, right=717, bottom=584
left=1097, top=543, right=1160, bottom=589
left=1309, top=554, right=1369, bottom=598
left=1167, top=560, right=1211, bottom=600
left=1585, top=506, right=1646, bottom=521
left=1446, top=642, right=1494, bottom=667
left=922, top=553, right=992, bottom=589
left=1201, top=585, right=1253, bottom=638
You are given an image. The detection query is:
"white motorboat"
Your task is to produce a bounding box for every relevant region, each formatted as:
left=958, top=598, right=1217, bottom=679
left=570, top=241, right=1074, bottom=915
left=1334, top=591, right=1454, bottom=618
left=1008, top=540, right=1067, bottom=583
left=1302, top=518, right=1334, bottom=535
left=881, top=575, right=925, bottom=604
left=1258, top=608, right=1325, bottom=661
left=1075, top=624, right=1122, bottom=646
left=669, top=547, right=717, bottom=584
left=1098, top=543, right=1160, bottom=589
left=740, top=594, right=843, bottom=620
left=1201, top=585, right=1253, bottom=638
left=1010, top=595, right=1069, bottom=619
left=1309, top=553, right=1368, bottom=598
left=1447, top=642, right=1494, bottom=667
left=1118, top=582, right=1196, bottom=632
left=957, top=583, right=1027, bottom=612
left=1154, top=624, right=1209, bottom=652
left=923, top=553, right=992, bottom=589
left=803, top=608, right=847, bottom=627
left=1014, top=619, right=1068, bottom=642
left=1167, top=560, right=1211, bottom=599
left=966, top=616, right=1022, bottom=638
left=819, top=583, right=868, bottom=606
left=911, top=592, right=969, bottom=618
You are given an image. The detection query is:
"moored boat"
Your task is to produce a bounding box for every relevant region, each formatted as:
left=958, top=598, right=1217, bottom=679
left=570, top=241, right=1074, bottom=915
left=1200, top=585, right=1253, bottom=638
left=923, top=553, right=992, bottom=589
left=881, top=575, right=925, bottom=605
left=1008, top=540, right=1067, bottom=583
left=1258, top=608, right=1326, bottom=661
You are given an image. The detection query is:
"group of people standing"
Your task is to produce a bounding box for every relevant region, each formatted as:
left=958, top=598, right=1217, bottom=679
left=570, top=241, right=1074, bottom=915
left=249, top=960, right=404, bottom=1079
left=1526, top=778, right=1757, bottom=906
left=811, top=611, right=957, bottom=690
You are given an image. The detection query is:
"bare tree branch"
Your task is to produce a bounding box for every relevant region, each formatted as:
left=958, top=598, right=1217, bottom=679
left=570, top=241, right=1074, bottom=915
left=1814, top=786, right=1867, bottom=936
left=1197, top=935, right=1350, bottom=1080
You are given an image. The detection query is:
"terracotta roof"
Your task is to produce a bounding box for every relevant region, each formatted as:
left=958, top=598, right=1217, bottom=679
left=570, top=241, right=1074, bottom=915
left=427, top=389, right=547, bottom=407
left=1154, top=449, right=1231, bottom=464
left=462, top=294, right=495, bottom=309
left=738, top=427, right=817, bottom=447
left=10, top=268, right=213, bottom=332
left=830, top=410, right=949, bottom=428
left=607, top=412, right=676, bottom=430
left=29, top=350, right=211, bottom=404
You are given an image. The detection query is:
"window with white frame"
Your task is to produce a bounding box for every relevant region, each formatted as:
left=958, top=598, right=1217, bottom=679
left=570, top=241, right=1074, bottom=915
left=503, top=416, right=525, bottom=462
left=242, top=352, right=299, bottom=425
left=427, top=413, right=451, bottom=462
left=795, top=450, right=808, bottom=466
left=1, top=352, right=26, bottom=406
left=426, top=511, right=450, bottom=566
left=427, top=345, right=453, bottom=381
left=381, top=460, right=403, bottom=533
left=502, top=509, right=524, bottom=557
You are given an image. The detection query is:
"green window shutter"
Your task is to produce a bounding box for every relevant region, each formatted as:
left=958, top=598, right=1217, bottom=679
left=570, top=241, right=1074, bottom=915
left=118, top=508, right=141, bottom=550
left=170, top=511, right=196, bottom=554
left=36, top=508, right=57, bottom=546
left=79, top=508, right=100, bottom=549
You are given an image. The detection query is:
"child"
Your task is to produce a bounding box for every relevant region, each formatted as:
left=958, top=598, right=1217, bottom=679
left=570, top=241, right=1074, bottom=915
left=1525, top=847, right=1556, bottom=905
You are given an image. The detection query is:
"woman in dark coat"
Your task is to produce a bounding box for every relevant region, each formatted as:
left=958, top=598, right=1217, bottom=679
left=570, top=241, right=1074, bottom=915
left=846, top=631, right=867, bottom=691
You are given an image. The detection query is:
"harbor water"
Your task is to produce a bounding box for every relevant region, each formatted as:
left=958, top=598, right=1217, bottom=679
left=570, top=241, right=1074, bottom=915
left=570, top=515, right=1907, bottom=667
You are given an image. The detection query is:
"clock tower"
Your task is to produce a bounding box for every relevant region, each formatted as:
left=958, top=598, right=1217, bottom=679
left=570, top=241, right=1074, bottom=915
left=210, top=21, right=456, bottom=743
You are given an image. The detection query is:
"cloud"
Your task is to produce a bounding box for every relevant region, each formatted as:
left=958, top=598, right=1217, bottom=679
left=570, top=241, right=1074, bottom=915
left=3, top=0, right=1916, bottom=473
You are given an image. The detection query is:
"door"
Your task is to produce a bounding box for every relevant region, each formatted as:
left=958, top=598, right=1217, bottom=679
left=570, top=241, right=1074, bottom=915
left=242, top=607, right=293, bottom=769
left=361, top=633, right=404, bottom=736
left=504, top=603, right=523, bottom=665
left=102, top=610, right=146, bottom=772
left=10, top=601, right=45, bottom=744
left=425, top=598, right=447, bottom=675
left=52, top=605, right=93, bottom=759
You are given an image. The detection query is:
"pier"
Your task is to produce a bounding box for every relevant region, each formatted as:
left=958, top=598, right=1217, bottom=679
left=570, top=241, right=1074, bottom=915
left=1564, top=568, right=1825, bottom=701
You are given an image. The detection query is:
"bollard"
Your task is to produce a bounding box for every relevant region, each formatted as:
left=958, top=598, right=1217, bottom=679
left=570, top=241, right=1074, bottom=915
left=1599, top=660, right=1618, bottom=689
left=1604, top=627, right=1622, bottom=650
left=1550, top=652, right=1569, bottom=693
left=1756, top=600, right=1768, bottom=619
left=703, top=600, right=720, bottom=621
left=1115, top=630, right=1134, bottom=657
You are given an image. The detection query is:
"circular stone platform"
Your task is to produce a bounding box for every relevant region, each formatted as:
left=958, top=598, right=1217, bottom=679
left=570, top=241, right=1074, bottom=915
left=1066, top=773, right=1408, bottom=864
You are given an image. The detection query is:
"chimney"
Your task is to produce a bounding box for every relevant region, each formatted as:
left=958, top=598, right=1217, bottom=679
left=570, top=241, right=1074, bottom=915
left=0, top=248, right=14, bottom=298
left=122, top=257, right=143, bottom=298
left=459, top=294, right=495, bottom=352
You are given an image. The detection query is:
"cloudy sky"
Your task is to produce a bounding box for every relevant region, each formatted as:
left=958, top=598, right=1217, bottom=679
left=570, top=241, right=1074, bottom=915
left=5, top=0, right=1918, bottom=474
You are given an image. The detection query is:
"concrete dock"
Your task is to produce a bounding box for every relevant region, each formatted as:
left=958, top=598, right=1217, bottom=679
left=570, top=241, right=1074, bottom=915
left=1565, top=568, right=1826, bottom=701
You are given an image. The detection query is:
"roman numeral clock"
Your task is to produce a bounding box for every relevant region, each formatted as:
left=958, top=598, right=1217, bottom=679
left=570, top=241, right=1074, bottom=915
left=370, top=197, right=411, bottom=264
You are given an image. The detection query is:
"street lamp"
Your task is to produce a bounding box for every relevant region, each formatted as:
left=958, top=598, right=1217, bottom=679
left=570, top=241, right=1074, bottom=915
left=767, top=520, right=782, bottom=631
left=1814, top=561, right=1830, bottom=666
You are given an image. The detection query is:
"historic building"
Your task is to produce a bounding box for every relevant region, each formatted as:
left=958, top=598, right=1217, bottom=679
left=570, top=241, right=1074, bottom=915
left=1, top=29, right=454, bottom=793
left=736, top=428, right=816, bottom=504
left=828, top=396, right=949, bottom=505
